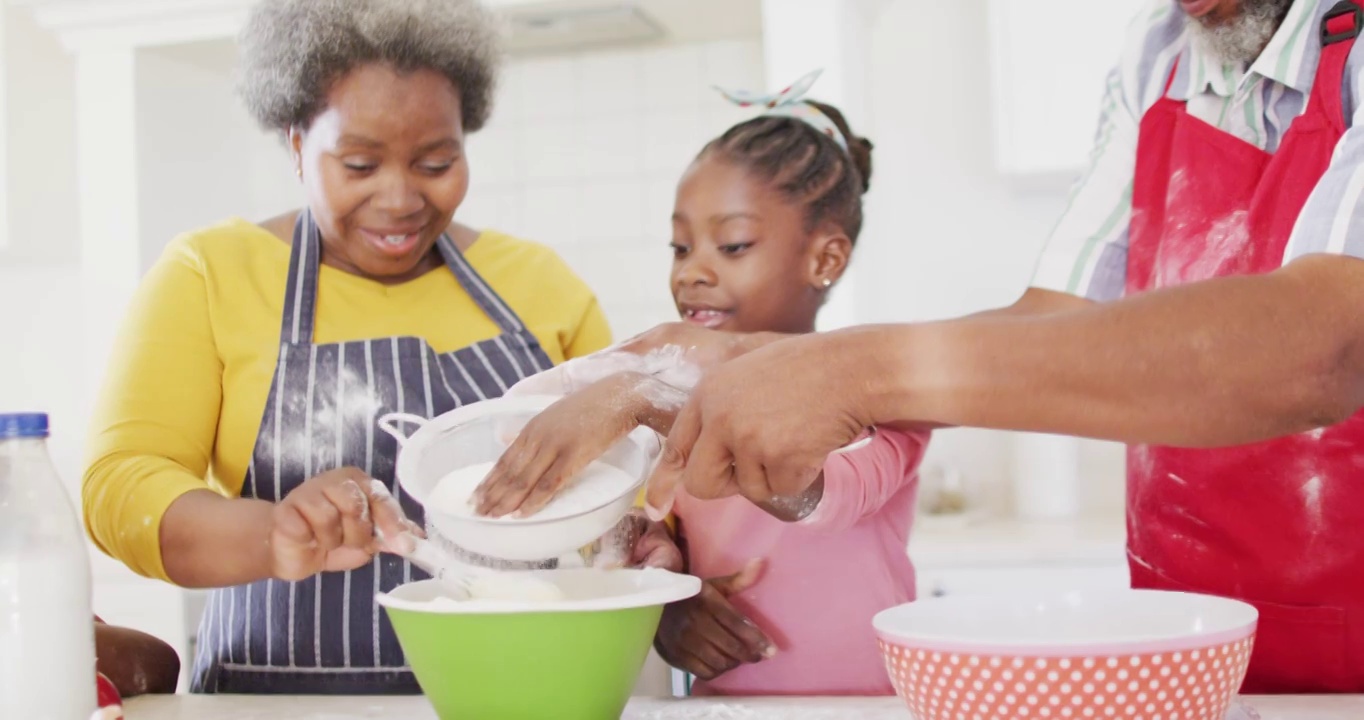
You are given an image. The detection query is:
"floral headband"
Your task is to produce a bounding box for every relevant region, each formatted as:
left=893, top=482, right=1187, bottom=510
left=712, top=69, right=849, bottom=152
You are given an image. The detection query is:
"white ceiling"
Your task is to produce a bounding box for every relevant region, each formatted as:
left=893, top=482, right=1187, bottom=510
left=20, top=0, right=762, bottom=61
left=519, top=0, right=762, bottom=46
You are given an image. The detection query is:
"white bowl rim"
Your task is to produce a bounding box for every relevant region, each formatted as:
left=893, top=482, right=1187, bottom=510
left=390, top=394, right=650, bottom=524
left=873, top=589, right=1258, bottom=655
left=377, top=568, right=702, bottom=615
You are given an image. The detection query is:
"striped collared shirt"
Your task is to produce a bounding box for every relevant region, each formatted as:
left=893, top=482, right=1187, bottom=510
left=1032, top=0, right=1364, bottom=301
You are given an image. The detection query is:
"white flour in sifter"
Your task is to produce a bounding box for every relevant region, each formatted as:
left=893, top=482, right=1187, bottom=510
left=429, top=460, right=638, bottom=522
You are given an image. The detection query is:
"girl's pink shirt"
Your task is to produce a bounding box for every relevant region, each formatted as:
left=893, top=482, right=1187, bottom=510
left=674, top=428, right=929, bottom=696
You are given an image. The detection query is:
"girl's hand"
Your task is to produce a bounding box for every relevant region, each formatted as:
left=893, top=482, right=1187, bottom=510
left=270, top=468, right=413, bottom=581
left=617, top=322, right=784, bottom=370
left=504, top=325, right=732, bottom=401
left=654, top=559, right=776, bottom=680
left=475, top=372, right=682, bottom=518
left=630, top=515, right=684, bottom=571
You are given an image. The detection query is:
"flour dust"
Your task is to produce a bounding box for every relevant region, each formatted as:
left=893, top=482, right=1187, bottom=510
left=254, top=364, right=385, bottom=476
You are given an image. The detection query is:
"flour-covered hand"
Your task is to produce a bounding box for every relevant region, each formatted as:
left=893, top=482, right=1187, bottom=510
left=475, top=373, right=666, bottom=518
left=270, top=468, right=413, bottom=581
left=617, top=322, right=784, bottom=370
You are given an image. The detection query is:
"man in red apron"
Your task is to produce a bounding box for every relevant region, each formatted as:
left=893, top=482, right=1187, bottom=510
left=1116, top=0, right=1364, bottom=694
left=640, top=0, right=1364, bottom=695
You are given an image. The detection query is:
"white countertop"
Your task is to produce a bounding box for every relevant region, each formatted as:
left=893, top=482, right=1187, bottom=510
left=123, top=695, right=1364, bottom=719
left=908, top=513, right=1127, bottom=569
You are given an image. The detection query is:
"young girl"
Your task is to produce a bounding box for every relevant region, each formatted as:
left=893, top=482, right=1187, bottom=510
left=474, top=71, right=927, bottom=696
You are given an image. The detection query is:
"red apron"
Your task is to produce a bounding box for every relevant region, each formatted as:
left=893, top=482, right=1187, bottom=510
left=1125, top=2, right=1364, bottom=694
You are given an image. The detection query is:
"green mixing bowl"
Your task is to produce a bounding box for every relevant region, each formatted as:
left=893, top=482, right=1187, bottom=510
left=379, top=568, right=701, bottom=720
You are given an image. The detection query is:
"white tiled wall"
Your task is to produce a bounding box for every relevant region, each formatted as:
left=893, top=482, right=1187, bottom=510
left=458, top=39, right=765, bottom=341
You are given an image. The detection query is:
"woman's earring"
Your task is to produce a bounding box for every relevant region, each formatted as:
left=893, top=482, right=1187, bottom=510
left=296, top=167, right=303, bottom=179
left=821, top=278, right=833, bottom=289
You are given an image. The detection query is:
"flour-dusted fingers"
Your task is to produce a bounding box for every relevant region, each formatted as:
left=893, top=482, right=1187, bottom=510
left=514, top=455, right=583, bottom=518
left=364, top=478, right=411, bottom=545
left=474, top=438, right=555, bottom=517
left=323, top=477, right=376, bottom=550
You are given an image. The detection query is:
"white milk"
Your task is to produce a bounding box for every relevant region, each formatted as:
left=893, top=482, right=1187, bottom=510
left=0, top=420, right=97, bottom=720
left=430, top=459, right=638, bottom=522
left=0, top=549, right=97, bottom=718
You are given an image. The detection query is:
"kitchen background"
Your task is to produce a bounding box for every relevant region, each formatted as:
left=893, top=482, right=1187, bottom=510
left=0, top=0, right=1144, bottom=692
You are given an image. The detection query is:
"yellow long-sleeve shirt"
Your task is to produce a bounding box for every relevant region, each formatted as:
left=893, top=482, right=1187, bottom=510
left=84, top=218, right=611, bottom=581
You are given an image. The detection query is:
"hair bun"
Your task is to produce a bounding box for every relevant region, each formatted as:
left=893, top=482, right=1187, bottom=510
left=852, top=137, right=874, bottom=194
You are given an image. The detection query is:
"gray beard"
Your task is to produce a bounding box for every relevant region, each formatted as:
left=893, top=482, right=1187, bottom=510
left=1187, top=0, right=1294, bottom=65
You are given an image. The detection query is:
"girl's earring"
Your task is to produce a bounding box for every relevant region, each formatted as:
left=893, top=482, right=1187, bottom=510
left=821, top=278, right=833, bottom=289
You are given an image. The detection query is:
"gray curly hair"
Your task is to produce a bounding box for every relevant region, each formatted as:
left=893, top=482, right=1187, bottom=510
left=237, top=0, right=503, bottom=133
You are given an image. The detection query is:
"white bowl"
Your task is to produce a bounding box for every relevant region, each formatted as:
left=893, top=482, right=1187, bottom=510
left=378, top=395, right=658, bottom=561
left=378, top=568, right=701, bottom=614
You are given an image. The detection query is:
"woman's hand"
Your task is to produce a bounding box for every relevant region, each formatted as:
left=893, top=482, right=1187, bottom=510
left=654, top=559, right=775, bottom=680
left=270, top=468, right=413, bottom=581
left=475, top=372, right=685, bottom=518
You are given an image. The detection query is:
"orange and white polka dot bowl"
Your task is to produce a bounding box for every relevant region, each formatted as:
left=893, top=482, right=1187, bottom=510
left=873, top=590, right=1258, bottom=720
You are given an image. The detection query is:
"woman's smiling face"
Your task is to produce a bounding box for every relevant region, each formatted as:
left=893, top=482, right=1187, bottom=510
left=292, top=63, right=470, bottom=284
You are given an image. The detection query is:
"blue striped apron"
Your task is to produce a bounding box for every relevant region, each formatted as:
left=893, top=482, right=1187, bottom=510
left=190, top=211, right=554, bottom=694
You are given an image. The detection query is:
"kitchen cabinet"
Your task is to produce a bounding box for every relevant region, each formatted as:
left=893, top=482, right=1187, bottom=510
left=988, top=0, right=1147, bottom=178
left=910, top=514, right=1129, bottom=597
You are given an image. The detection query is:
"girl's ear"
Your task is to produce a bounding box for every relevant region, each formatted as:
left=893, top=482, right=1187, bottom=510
left=807, top=227, right=852, bottom=291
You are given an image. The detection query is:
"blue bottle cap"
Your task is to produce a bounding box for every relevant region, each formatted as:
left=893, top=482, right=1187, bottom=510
left=0, top=413, right=50, bottom=439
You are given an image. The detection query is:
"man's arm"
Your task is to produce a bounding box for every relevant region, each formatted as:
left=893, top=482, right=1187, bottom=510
left=976, top=287, right=1095, bottom=318
left=870, top=254, right=1364, bottom=447
left=903, top=54, right=1364, bottom=445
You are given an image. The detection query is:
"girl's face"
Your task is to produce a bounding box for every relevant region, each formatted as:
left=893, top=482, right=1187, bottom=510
left=291, top=63, right=470, bottom=284
left=669, top=154, right=851, bottom=334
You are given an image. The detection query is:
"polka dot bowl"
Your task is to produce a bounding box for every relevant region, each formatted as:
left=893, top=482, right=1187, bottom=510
left=873, top=590, right=1257, bottom=720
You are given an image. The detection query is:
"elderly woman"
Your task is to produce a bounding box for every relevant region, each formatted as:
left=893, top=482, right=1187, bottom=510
left=81, top=0, right=610, bottom=694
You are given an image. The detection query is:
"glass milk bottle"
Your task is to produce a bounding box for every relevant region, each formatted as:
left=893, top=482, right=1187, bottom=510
left=0, top=413, right=97, bottom=718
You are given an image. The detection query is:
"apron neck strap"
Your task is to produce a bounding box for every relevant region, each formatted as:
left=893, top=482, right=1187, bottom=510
left=279, top=211, right=534, bottom=344
left=1311, top=0, right=1364, bottom=129
left=434, top=235, right=529, bottom=336
left=281, top=210, right=323, bottom=345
